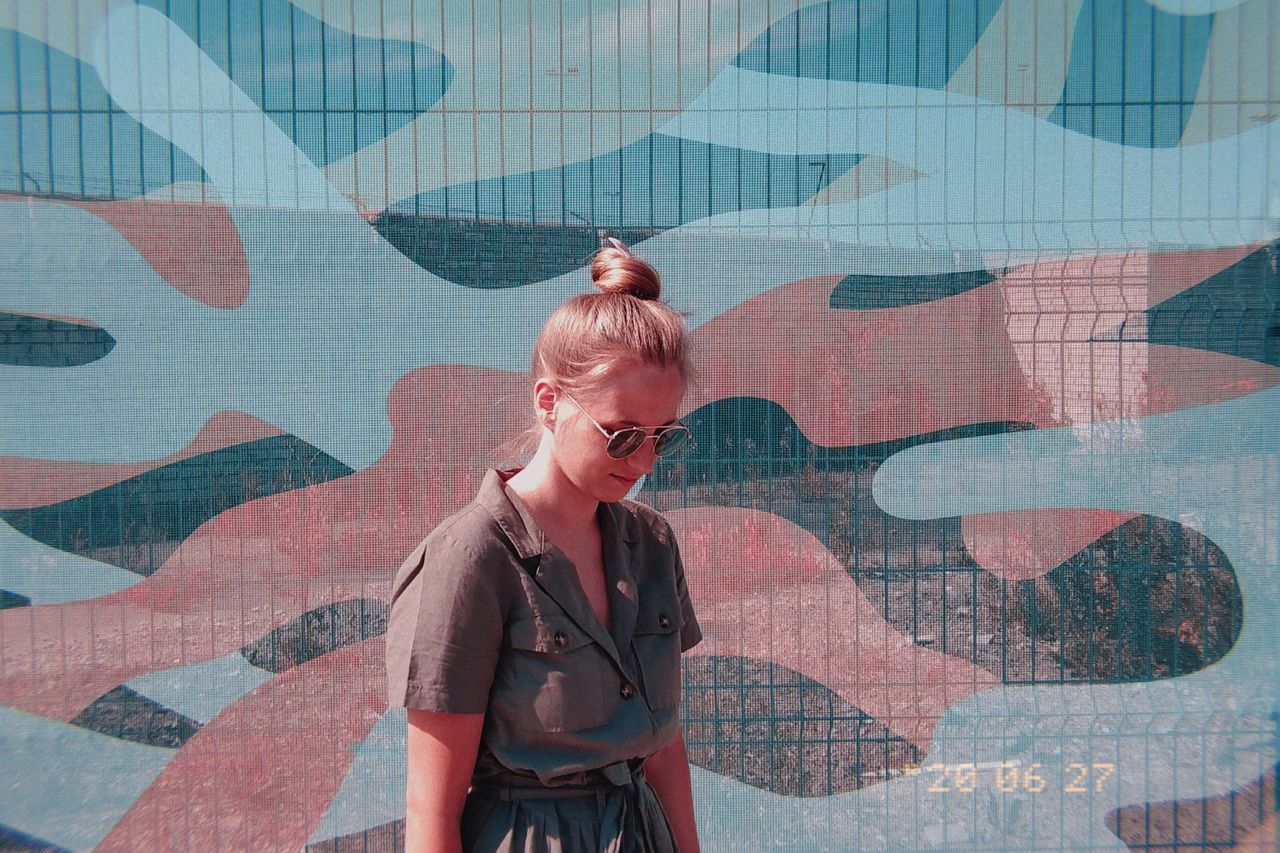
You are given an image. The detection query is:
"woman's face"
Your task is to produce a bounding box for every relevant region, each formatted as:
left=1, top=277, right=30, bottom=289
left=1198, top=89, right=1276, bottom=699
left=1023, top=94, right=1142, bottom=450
left=550, top=362, right=686, bottom=504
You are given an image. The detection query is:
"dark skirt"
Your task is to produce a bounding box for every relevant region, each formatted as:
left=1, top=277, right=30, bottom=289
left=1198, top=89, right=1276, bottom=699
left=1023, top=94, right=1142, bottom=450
left=461, top=771, right=676, bottom=853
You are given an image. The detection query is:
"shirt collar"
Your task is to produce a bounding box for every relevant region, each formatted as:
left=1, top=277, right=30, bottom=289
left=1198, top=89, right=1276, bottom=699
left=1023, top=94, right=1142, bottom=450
left=476, top=468, right=638, bottom=560
left=476, top=469, right=543, bottom=559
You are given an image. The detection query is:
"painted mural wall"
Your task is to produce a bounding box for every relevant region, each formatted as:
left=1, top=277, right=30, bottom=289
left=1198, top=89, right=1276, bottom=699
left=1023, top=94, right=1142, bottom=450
left=1, top=0, right=1277, bottom=849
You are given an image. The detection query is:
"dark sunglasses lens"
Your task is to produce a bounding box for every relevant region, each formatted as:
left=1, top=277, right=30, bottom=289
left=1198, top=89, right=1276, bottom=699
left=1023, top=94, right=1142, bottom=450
left=654, top=427, right=691, bottom=456
left=606, top=428, right=647, bottom=459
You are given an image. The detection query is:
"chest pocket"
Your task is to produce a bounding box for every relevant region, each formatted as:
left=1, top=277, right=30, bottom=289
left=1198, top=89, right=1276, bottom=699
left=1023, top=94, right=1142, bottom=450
left=632, top=599, right=683, bottom=711
left=506, top=617, right=614, bottom=732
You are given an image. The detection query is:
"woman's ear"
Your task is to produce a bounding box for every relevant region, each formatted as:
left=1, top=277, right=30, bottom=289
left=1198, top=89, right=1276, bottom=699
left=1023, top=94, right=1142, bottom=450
left=532, top=379, right=557, bottom=429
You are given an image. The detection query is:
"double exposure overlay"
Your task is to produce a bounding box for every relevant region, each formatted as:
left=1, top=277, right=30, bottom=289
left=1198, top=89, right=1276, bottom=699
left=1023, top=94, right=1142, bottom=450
left=0, top=1, right=1277, bottom=849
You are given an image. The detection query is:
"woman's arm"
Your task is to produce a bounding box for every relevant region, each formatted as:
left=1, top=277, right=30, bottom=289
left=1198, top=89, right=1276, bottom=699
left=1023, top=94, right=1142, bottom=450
left=405, top=708, right=486, bottom=853
left=644, top=727, right=701, bottom=853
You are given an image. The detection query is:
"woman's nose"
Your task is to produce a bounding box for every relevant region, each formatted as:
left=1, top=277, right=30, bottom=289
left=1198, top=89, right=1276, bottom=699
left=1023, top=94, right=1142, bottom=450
left=626, top=439, right=658, bottom=473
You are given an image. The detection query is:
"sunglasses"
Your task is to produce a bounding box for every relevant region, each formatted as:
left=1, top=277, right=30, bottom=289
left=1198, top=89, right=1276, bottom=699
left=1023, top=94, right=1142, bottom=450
left=560, top=392, right=692, bottom=459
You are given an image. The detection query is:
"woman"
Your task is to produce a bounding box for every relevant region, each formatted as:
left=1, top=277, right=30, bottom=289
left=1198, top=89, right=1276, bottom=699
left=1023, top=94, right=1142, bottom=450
left=385, top=239, right=702, bottom=852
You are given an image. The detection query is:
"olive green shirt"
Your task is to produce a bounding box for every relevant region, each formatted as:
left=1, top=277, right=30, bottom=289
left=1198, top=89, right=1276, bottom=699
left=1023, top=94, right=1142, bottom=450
left=386, top=469, right=702, bottom=788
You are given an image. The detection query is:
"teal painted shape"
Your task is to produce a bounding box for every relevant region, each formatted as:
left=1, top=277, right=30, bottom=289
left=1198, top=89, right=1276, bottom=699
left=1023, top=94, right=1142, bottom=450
left=1143, top=242, right=1280, bottom=368
left=828, top=268, right=995, bottom=309
left=0, top=29, right=206, bottom=197
left=0, top=436, right=353, bottom=577
left=307, top=708, right=407, bottom=845
left=384, top=137, right=861, bottom=285
left=392, top=139, right=859, bottom=229
left=0, top=707, right=172, bottom=851
left=735, top=0, right=1003, bottom=89
left=135, top=0, right=451, bottom=166
left=679, top=389, right=1279, bottom=848
left=0, top=313, right=115, bottom=367
left=240, top=598, right=387, bottom=673
left=648, top=396, right=1241, bottom=688
left=0, top=518, right=139, bottom=604
left=0, top=7, right=982, bottom=470
left=1048, top=0, right=1214, bottom=147
left=658, top=65, right=1280, bottom=250
left=71, top=686, right=201, bottom=749
left=124, top=652, right=273, bottom=726
left=0, top=822, right=69, bottom=852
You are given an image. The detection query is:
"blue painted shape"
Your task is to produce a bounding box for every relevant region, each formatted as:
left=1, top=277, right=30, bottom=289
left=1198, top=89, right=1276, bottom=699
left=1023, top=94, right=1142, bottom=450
left=680, top=656, right=920, bottom=796
left=1004, top=515, right=1240, bottom=683
left=645, top=396, right=1028, bottom=493
left=384, top=138, right=860, bottom=285
left=372, top=218, right=661, bottom=290
left=0, top=435, right=353, bottom=576
left=0, top=706, right=172, bottom=851
left=1048, top=0, right=1215, bottom=147
left=0, top=313, right=115, bottom=367
left=1, top=588, right=31, bottom=608
left=0, top=518, right=140, bottom=604
left=0, top=823, right=68, bottom=852
left=845, top=388, right=1280, bottom=848
left=240, top=598, right=387, bottom=673
left=0, top=29, right=206, bottom=197
left=71, top=685, right=201, bottom=749
left=307, top=708, right=406, bottom=845
left=829, top=268, right=995, bottom=309
left=734, top=0, right=1004, bottom=88
left=1143, top=242, right=1280, bottom=368
left=677, top=390, right=1280, bottom=849
left=647, top=397, right=1240, bottom=687
left=136, top=0, right=451, bottom=166
left=0, top=23, right=971, bottom=473
left=658, top=67, right=1280, bottom=250
left=125, top=652, right=274, bottom=726
left=5, top=4, right=1269, bottom=474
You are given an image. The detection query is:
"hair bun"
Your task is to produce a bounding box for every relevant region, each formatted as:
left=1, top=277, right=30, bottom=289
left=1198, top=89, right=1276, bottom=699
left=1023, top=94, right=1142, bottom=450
left=591, top=238, right=662, bottom=300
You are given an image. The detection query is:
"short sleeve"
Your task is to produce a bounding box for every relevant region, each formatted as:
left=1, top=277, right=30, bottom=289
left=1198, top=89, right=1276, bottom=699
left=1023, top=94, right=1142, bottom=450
left=384, top=530, right=504, bottom=713
left=667, top=527, right=702, bottom=652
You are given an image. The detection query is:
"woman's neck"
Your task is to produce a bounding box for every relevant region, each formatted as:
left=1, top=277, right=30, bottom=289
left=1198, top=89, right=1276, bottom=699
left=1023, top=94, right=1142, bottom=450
left=504, top=449, right=599, bottom=536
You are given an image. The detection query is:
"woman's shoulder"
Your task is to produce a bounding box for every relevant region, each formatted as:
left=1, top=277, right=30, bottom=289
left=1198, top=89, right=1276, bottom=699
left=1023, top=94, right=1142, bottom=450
left=416, top=498, right=515, bottom=563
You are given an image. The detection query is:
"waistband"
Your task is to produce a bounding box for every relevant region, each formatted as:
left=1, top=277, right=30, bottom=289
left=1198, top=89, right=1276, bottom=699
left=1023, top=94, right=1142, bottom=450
left=470, top=761, right=646, bottom=801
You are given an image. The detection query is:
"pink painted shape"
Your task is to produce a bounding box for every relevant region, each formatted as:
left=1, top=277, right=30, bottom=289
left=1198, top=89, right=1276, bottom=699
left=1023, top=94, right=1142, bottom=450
left=1147, top=244, right=1260, bottom=306
left=8, top=263, right=1273, bottom=719
left=0, top=411, right=283, bottom=509
left=688, top=275, right=1048, bottom=448
left=1, top=192, right=250, bottom=308
left=975, top=247, right=1272, bottom=582
left=669, top=507, right=999, bottom=749
left=0, top=366, right=530, bottom=720
left=4, top=246, right=1271, bottom=735
left=963, top=510, right=1135, bottom=582
left=95, top=638, right=385, bottom=851
left=962, top=346, right=1276, bottom=581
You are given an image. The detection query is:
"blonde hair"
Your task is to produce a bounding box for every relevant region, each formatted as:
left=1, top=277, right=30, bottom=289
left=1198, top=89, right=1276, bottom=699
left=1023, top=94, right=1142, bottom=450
left=530, top=238, right=691, bottom=394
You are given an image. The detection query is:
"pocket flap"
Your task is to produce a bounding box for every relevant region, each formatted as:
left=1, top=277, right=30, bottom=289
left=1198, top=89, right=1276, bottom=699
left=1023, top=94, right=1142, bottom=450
left=634, top=600, right=680, bottom=636
left=508, top=617, right=595, bottom=653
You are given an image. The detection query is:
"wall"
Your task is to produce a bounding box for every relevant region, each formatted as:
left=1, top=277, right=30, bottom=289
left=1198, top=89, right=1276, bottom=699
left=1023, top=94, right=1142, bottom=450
left=0, top=0, right=1277, bottom=849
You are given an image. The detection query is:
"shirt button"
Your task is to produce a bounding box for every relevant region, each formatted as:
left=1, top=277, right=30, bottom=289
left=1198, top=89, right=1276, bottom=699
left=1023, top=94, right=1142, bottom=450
left=658, top=613, right=672, bottom=629
left=619, top=682, right=636, bottom=699
left=554, top=631, right=568, bottom=648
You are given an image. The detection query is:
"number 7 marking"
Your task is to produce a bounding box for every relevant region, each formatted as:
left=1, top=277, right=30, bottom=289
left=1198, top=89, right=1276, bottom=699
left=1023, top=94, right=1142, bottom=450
left=1093, top=763, right=1115, bottom=791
